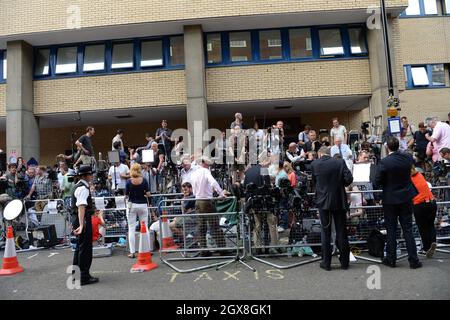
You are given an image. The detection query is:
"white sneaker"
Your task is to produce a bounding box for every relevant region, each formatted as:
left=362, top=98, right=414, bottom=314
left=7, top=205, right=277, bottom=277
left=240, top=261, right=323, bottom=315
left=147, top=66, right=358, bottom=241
left=277, top=226, right=285, bottom=233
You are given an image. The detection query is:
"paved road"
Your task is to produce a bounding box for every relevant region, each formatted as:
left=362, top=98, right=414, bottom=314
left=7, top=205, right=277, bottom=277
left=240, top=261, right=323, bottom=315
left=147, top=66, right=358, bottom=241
left=1, top=247, right=450, bottom=300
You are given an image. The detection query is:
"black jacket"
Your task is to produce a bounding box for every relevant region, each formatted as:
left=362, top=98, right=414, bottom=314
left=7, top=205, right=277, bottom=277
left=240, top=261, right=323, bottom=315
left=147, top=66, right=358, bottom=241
left=244, top=164, right=271, bottom=188
left=311, top=156, right=353, bottom=210
left=375, top=151, right=418, bottom=205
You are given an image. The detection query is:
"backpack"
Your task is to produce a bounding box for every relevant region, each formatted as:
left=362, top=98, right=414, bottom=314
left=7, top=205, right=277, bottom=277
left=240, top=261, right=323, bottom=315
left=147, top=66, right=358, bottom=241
left=367, top=229, right=386, bottom=258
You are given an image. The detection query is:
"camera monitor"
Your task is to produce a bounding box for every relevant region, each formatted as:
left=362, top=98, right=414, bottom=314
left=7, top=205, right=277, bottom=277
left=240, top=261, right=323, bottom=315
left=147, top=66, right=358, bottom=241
left=107, top=150, right=120, bottom=164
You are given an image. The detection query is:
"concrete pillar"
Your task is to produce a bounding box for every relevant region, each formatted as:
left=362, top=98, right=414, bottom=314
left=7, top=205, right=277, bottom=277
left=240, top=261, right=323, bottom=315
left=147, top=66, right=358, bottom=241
left=183, top=25, right=209, bottom=154
left=367, top=17, right=400, bottom=132
left=6, top=41, right=40, bottom=162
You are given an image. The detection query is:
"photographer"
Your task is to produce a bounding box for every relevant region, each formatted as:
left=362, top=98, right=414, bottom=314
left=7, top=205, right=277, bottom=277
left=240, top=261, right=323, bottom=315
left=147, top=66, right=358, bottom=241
left=285, top=142, right=306, bottom=170
left=244, top=161, right=279, bottom=253
left=304, top=130, right=322, bottom=153
left=75, top=127, right=96, bottom=167
left=5, top=163, right=18, bottom=198
left=155, top=120, right=174, bottom=162
left=25, top=166, right=53, bottom=200
left=108, top=160, right=130, bottom=195
left=409, top=122, right=429, bottom=163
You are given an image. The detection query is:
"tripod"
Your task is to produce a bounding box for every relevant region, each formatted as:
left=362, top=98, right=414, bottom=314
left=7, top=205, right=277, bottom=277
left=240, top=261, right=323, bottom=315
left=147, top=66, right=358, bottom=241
left=216, top=205, right=256, bottom=272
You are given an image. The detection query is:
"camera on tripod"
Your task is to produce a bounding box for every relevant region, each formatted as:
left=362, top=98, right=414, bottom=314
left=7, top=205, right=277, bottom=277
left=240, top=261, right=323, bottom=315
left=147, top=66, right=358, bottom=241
left=244, top=183, right=280, bottom=213
left=433, top=161, right=450, bottom=178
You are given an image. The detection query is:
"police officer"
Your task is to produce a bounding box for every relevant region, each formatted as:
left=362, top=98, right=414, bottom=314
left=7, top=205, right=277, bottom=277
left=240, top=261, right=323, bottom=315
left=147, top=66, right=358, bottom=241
left=71, top=165, right=99, bottom=285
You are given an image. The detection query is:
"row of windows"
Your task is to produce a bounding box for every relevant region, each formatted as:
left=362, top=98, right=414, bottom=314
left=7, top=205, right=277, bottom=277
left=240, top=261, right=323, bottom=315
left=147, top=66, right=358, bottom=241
left=404, top=64, right=449, bottom=88
left=402, top=0, right=450, bottom=16
left=205, top=26, right=368, bottom=65
left=33, top=35, right=184, bottom=78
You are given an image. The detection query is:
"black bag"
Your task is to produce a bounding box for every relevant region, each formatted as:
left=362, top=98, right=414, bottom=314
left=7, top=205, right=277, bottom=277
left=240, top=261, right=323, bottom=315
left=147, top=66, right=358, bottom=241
left=306, top=231, right=321, bottom=254
left=367, top=229, right=386, bottom=258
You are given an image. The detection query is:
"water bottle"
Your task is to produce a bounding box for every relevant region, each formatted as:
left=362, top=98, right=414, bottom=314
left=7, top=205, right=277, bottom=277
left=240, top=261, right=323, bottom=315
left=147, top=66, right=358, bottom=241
left=396, top=242, right=401, bottom=257
left=206, top=233, right=213, bottom=248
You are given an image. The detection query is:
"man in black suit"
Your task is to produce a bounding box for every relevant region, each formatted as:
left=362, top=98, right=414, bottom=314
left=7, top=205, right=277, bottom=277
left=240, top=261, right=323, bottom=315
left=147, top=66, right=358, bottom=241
left=311, top=146, right=353, bottom=271
left=375, top=137, right=422, bottom=269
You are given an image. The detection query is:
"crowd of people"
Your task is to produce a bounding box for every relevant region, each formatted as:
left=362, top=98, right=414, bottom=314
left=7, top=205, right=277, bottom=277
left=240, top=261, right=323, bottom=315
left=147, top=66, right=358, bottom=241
left=0, top=112, right=449, bottom=285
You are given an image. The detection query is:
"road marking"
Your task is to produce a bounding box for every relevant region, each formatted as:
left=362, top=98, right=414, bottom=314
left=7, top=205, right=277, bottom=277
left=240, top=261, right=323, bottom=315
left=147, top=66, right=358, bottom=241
left=48, top=253, right=59, bottom=258
left=438, top=259, right=443, bottom=263
left=266, top=269, right=284, bottom=280
left=167, top=272, right=180, bottom=283
left=194, top=272, right=213, bottom=282
left=27, top=253, right=39, bottom=260
left=223, top=271, right=240, bottom=281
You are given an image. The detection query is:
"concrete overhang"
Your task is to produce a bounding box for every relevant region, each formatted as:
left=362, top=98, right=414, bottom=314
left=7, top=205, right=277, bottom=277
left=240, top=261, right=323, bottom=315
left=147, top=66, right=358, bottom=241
left=0, top=7, right=406, bottom=49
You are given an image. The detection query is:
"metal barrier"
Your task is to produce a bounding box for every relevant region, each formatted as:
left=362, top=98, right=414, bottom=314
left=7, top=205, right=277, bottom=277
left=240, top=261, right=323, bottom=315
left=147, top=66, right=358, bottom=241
left=93, top=196, right=128, bottom=238
left=157, top=196, right=248, bottom=273
left=23, top=198, right=70, bottom=247
left=247, top=186, right=450, bottom=268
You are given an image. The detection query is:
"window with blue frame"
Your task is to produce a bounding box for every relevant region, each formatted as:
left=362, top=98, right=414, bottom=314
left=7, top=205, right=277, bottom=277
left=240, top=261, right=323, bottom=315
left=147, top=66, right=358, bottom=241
left=206, top=33, right=222, bottom=64
left=55, top=46, right=78, bottom=74
left=229, top=32, right=252, bottom=62
left=169, top=36, right=184, bottom=66
left=289, top=28, right=313, bottom=59
left=112, top=42, right=134, bottom=70
left=319, top=28, right=344, bottom=57
left=259, top=30, right=282, bottom=60
left=1, top=51, right=6, bottom=81
left=348, top=28, right=367, bottom=55
left=141, top=40, right=163, bottom=67
left=402, top=0, right=440, bottom=16
left=444, top=0, right=450, bottom=13
left=83, top=44, right=105, bottom=72
left=405, top=64, right=447, bottom=88
left=35, top=48, right=51, bottom=76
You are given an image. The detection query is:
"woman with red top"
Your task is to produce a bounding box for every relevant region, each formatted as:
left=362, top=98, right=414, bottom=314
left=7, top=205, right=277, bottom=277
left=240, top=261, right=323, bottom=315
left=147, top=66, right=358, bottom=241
left=283, top=162, right=297, bottom=187
left=411, top=166, right=437, bottom=258
left=92, top=210, right=106, bottom=245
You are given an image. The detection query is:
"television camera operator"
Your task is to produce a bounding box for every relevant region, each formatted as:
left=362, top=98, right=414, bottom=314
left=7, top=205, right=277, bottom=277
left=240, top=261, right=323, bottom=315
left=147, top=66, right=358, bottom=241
left=243, top=160, right=281, bottom=254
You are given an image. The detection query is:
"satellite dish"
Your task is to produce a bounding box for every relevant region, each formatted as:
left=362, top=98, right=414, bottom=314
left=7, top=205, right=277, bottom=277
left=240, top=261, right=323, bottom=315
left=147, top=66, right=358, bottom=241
left=3, top=199, right=24, bottom=221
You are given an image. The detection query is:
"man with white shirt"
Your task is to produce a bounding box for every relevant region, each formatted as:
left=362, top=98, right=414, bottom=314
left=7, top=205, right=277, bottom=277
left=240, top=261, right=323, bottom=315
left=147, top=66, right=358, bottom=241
left=331, top=137, right=353, bottom=171
left=330, top=118, right=348, bottom=145
left=111, top=129, right=124, bottom=151
left=180, top=156, right=198, bottom=185
left=108, top=161, right=130, bottom=195
left=285, top=142, right=306, bottom=165
left=191, top=156, right=227, bottom=256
